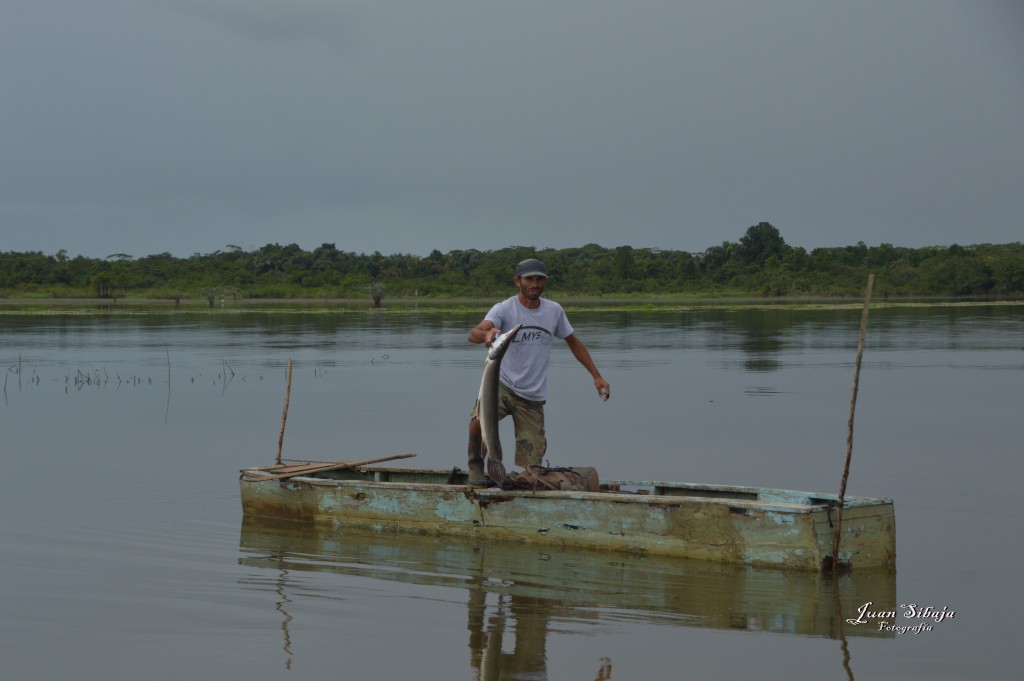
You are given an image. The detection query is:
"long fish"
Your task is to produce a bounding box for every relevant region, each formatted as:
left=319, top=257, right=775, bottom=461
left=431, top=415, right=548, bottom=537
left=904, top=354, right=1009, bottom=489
left=477, top=322, right=523, bottom=486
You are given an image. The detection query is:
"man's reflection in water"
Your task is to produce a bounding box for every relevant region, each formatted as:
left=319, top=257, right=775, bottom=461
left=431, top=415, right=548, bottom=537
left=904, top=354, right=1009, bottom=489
left=468, top=588, right=611, bottom=681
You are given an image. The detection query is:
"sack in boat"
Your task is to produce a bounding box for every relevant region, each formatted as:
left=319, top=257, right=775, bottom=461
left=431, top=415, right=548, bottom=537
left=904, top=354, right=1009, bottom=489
left=502, top=465, right=600, bottom=492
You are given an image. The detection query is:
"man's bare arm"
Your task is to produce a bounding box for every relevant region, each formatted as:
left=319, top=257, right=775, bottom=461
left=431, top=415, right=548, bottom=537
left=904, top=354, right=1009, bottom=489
left=565, top=334, right=610, bottom=400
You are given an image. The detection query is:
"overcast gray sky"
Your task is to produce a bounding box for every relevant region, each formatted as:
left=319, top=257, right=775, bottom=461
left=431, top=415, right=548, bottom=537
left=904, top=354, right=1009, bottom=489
left=3, top=0, right=1022, bottom=260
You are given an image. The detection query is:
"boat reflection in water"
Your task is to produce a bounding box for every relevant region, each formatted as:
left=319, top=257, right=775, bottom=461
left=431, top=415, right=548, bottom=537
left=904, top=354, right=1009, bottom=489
left=239, top=516, right=895, bottom=678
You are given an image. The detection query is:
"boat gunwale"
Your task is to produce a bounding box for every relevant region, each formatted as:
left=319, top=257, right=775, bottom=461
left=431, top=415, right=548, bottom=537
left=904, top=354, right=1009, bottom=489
left=239, top=466, right=893, bottom=513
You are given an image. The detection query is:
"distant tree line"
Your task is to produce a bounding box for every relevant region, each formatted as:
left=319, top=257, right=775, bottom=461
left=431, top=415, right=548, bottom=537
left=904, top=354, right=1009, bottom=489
left=1, top=224, right=1022, bottom=301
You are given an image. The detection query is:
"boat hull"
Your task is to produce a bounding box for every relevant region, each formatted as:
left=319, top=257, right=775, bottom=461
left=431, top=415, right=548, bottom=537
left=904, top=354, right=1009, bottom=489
left=239, top=465, right=896, bottom=571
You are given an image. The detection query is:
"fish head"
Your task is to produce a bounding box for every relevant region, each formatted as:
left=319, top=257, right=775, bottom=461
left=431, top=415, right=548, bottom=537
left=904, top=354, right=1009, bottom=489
left=487, top=322, right=523, bottom=361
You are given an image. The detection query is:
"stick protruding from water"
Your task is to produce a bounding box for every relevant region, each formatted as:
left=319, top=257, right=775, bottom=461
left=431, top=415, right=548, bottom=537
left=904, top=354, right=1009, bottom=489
left=828, top=273, right=875, bottom=572
left=276, top=358, right=293, bottom=465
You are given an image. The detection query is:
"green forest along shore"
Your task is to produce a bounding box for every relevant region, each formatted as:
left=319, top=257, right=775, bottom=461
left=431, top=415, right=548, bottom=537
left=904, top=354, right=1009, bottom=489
left=3, top=223, right=1022, bottom=303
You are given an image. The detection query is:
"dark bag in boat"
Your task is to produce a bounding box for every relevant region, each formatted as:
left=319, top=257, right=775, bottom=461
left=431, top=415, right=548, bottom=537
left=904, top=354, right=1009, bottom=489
left=502, top=465, right=600, bottom=492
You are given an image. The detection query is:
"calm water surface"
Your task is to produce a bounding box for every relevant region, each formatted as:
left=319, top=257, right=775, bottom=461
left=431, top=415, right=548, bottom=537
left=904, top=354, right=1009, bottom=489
left=1, top=302, right=1021, bottom=680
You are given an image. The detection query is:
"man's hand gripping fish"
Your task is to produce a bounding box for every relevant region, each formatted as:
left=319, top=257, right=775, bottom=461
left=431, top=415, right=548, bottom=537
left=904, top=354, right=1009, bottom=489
left=476, top=323, right=522, bottom=486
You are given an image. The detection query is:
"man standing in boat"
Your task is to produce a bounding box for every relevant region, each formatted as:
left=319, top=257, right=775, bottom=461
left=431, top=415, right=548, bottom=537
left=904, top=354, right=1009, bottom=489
left=466, top=258, right=611, bottom=485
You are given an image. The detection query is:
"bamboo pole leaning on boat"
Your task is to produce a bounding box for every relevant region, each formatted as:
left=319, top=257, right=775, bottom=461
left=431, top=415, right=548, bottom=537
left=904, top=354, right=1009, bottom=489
left=828, top=273, right=875, bottom=572
left=275, top=358, right=294, bottom=466
left=246, top=453, right=417, bottom=481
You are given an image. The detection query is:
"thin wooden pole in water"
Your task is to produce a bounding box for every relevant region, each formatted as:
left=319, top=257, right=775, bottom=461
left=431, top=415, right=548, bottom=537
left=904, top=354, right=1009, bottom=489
left=276, top=358, right=293, bottom=465
left=830, top=274, right=875, bottom=571
left=164, top=344, right=172, bottom=424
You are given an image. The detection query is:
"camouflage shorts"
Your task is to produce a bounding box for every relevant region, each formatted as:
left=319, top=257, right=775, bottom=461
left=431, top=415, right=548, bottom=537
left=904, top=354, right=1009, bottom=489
left=471, top=382, right=547, bottom=467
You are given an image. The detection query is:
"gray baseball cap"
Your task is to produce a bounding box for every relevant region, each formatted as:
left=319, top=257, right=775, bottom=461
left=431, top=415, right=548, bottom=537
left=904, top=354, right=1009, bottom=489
left=515, top=258, right=548, bottom=278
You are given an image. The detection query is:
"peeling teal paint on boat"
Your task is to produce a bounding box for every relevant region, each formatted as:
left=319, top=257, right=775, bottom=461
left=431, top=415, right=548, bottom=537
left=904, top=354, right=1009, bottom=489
left=318, top=492, right=344, bottom=512
left=365, top=494, right=405, bottom=515
left=434, top=495, right=472, bottom=523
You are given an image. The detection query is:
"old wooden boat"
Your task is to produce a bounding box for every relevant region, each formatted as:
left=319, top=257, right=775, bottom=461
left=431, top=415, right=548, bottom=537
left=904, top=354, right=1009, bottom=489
left=239, top=463, right=895, bottom=571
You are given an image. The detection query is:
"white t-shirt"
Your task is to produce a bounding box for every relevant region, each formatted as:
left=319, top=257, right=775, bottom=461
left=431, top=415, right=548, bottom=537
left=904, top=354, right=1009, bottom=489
left=484, top=296, right=574, bottom=402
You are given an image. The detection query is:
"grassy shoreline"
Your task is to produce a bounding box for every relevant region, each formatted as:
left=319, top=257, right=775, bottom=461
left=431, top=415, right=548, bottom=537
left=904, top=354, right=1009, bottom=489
left=1, top=294, right=1022, bottom=315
